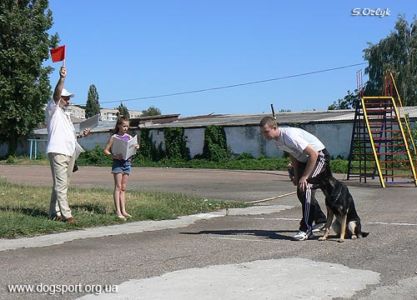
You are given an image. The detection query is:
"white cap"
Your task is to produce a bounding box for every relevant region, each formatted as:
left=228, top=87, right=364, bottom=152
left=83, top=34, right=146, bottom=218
left=61, top=88, right=74, bottom=98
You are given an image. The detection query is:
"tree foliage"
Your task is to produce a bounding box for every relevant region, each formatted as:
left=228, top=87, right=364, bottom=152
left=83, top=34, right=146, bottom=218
left=328, top=90, right=359, bottom=110
left=85, top=84, right=100, bottom=118
left=364, top=16, right=417, bottom=105
left=0, top=0, right=57, bottom=155
left=117, top=102, right=130, bottom=119
left=142, top=106, right=161, bottom=116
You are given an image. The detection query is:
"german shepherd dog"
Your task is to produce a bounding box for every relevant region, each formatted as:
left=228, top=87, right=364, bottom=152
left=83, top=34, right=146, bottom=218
left=318, top=177, right=368, bottom=243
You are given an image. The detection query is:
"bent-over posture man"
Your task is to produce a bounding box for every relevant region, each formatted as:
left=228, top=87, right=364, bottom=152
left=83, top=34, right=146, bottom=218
left=260, top=116, right=333, bottom=241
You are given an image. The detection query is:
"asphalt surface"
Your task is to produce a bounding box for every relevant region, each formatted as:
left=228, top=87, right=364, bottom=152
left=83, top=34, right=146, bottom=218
left=0, top=165, right=417, bottom=299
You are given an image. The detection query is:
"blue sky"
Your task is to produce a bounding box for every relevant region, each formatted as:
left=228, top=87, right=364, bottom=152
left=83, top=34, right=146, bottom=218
left=48, top=1, right=416, bottom=116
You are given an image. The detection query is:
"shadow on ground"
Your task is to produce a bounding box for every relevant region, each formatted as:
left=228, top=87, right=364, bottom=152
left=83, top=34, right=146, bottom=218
left=181, top=229, right=304, bottom=241
left=0, top=206, right=49, bottom=218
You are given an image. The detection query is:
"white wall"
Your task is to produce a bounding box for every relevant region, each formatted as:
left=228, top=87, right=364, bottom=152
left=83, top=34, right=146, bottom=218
left=225, top=126, right=264, bottom=157
left=315, top=123, right=353, bottom=158
left=184, top=128, right=205, bottom=157
left=25, top=122, right=355, bottom=159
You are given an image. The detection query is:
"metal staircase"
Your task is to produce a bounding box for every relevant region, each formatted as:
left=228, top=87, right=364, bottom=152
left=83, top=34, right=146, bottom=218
left=347, top=71, right=417, bottom=187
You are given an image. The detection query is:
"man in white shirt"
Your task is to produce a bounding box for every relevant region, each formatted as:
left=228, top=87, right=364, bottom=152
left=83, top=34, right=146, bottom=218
left=260, top=116, right=331, bottom=241
left=46, top=66, right=88, bottom=224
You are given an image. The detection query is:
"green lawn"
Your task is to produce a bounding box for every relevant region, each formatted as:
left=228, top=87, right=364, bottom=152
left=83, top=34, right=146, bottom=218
left=0, top=179, right=247, bottom=239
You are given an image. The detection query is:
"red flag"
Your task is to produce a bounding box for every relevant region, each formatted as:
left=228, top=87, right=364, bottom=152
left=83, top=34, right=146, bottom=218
left=50, top=45, right=65, bottom=62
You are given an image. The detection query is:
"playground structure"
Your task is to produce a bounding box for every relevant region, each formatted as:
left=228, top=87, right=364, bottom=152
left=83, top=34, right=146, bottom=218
left=347, top=70, right=417, bottom=188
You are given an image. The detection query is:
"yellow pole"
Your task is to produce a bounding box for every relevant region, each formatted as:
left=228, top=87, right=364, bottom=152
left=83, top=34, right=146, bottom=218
left=361, top=97, right=386, bottom=188
left=389, top=72, right=417, bottom=156
left=391, top=98, right=417, bottom=186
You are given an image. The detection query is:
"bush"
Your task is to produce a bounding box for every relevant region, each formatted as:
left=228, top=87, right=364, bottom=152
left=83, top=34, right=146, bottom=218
left=6, top=155, right=16, bottom=164
left=236, top=152, right=254, bottom=160
left=330, top=159, right=348, bottom=173
left=77, top=145, right=112, bottom=166
left=164, top=128, right=190, bottom=160
left=202, top=125, right=231, bottom=161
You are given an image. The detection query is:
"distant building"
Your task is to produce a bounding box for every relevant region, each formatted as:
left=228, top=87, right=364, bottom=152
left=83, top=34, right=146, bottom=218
left=66, top=105, right=142, bottom=122
left=66, top=105, right=85, bottom=120
left=7, top=107, right=416, bottom=160
left=100, top=108, right=119, bottom=121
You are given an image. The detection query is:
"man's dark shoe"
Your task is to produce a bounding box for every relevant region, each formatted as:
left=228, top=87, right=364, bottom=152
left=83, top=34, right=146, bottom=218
left=65, top=217, right=76, bottom=224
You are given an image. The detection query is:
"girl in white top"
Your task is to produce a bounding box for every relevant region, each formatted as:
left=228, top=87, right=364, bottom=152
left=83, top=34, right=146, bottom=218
left=104, top=116, right=139, bottom=220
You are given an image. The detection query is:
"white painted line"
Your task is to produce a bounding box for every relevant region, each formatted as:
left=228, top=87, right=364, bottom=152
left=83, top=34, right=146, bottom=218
left=367, top=221, right=417, bottom=226
left=252, top=219, right=417, bottom=226
left=251, top=217, right=299, bottom=221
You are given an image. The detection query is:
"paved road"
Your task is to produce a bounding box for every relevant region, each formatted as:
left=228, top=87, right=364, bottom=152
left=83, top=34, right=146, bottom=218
left=0, top=165, right=299, bottom=202
left=0, top=165, right=417, bottom=299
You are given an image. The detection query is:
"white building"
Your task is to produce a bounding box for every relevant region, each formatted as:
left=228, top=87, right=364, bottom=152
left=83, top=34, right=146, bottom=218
left=66, top=106, right=142, bottom=121
left=66, top=105, right=85, bottom=120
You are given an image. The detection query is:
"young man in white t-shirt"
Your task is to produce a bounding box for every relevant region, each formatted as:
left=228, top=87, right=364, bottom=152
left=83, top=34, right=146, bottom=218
left=260, top=116, right=331, bottom=241
left=46, top=66, right=89, bottom=224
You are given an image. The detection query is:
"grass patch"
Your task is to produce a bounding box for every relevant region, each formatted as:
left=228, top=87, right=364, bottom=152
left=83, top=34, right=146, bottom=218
left=0, top=179, right=247, bottom=239
left=0, top=155, right=350, bottom=173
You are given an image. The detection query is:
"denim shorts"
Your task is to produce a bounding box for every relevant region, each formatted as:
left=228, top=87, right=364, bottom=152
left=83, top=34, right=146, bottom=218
left=112, top=159, right=131, bottom=175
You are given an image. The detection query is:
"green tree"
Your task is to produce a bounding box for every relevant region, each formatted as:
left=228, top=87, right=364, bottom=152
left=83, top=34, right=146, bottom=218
left=85, top=84, right=100, bottom=118
left=142, top=106, right=161, bottom=116
left=0, top=0, right=57, bottom=155
left=328, top=90, right=359, bottom=110
left=117, top=102, right=130, bottom=119
left=364, top=16, right=417, bottom=105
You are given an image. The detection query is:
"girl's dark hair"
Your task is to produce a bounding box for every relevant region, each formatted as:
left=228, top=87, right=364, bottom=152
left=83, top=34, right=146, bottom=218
left=113, top=115, right=129, bottom=134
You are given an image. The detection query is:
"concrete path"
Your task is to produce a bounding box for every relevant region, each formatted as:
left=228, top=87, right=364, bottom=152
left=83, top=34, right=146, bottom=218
left=1, top=166, right=417, bottom=299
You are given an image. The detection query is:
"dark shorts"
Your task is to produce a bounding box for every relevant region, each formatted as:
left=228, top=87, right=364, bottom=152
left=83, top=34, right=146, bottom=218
left=112, top=159, right=131, bottom=175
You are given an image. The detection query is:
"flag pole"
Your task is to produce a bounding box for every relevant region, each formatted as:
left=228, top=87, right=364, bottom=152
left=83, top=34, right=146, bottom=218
left=62, top=45, right=66, bottom=67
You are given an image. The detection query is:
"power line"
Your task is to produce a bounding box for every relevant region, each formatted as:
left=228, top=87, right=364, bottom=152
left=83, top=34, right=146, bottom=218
left=100, top=62, right=366, bottom=104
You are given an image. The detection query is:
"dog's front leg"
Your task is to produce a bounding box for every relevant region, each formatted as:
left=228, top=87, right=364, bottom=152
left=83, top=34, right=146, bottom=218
left=319, top=206, right=333, bottom=241
left=338, top=214, right=348, bottom=243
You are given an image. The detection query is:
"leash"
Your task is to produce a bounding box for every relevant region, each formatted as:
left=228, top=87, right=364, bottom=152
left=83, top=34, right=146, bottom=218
left=248, top=191, right=297, bottom=204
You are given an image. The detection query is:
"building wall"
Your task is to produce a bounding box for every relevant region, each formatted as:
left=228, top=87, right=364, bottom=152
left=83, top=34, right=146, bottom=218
left=224, top=123, right=353, bottom=159
left=100, top=109, right=118, bottom=121
left=311, top=123, right=353, bottom=158
left=17, top=121, right=375, bottom=159
left=0, top=137, right=37, bottom=158
left=67, top=105, right=85, bottom=120
left=225, top=126, right=265, bottom=157
left=184, top=128, right=205, bottom=158
left=141, top=122, right=354, bottom=159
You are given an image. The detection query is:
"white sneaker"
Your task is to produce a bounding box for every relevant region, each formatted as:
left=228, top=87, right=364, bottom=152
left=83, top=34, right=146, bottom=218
left=293, top=230, right=312, bottom=241
left=312, top=223, right=326, bottom=233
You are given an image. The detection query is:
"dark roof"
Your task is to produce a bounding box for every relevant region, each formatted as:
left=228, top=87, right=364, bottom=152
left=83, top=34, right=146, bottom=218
left=33, top=107, right=417, bottom=134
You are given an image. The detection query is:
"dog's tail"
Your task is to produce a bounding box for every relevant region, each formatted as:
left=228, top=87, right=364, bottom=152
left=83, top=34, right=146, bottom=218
left=359, top=231, right=369, bottom=238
